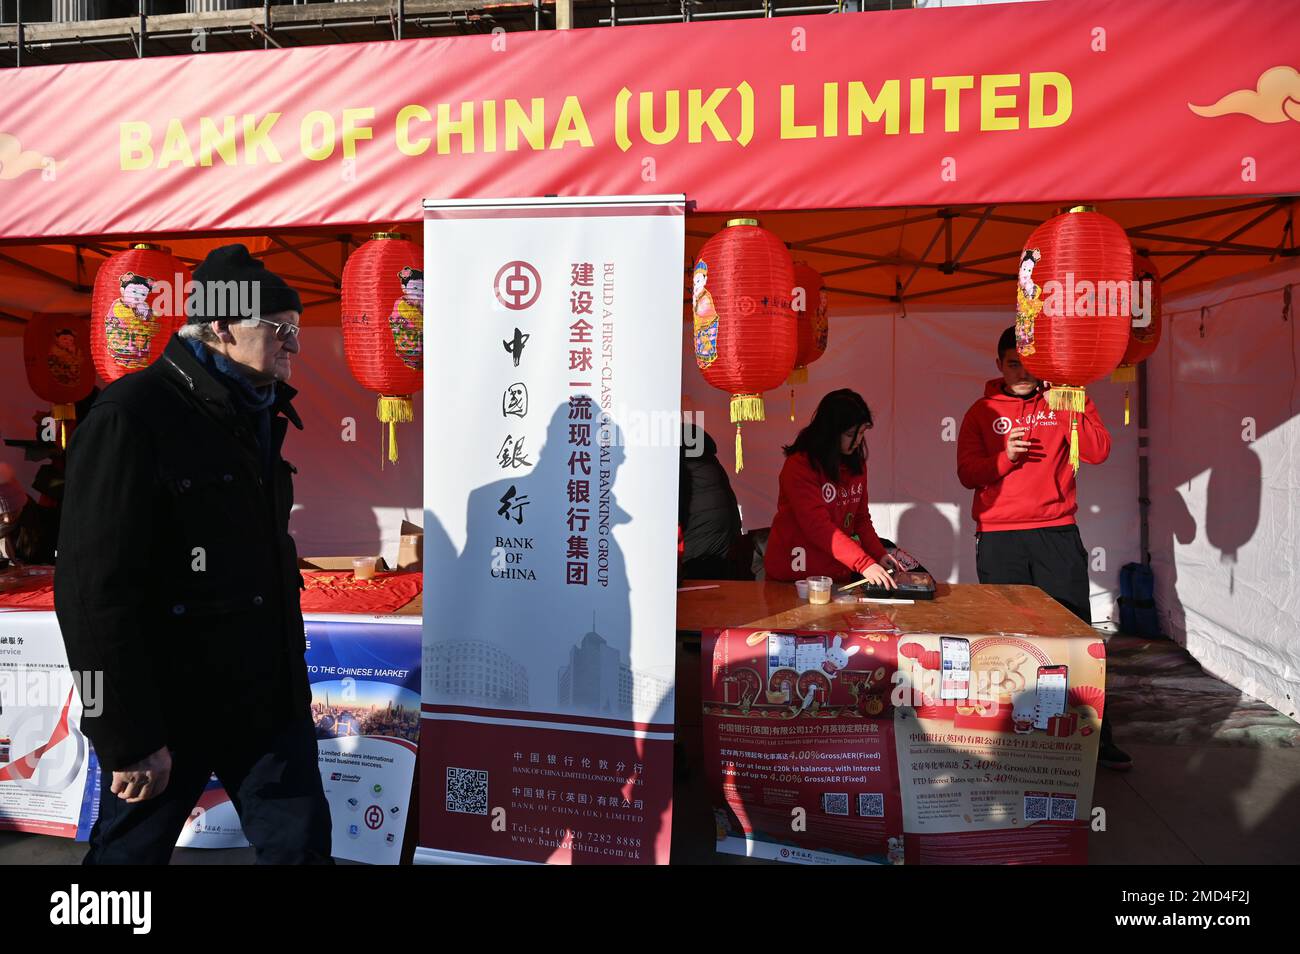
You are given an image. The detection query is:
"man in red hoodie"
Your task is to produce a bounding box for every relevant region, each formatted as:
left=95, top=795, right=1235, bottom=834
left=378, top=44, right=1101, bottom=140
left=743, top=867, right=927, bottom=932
left=957, top=327, right=1131, bottom=770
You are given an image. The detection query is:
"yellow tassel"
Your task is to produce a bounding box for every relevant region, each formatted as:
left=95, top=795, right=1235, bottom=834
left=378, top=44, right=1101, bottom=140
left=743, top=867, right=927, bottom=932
left=1069, top=417, right=1080, bottom=473
left=51, top=403, right=76, bottom=450
left=789, top=387, right=796, bottom=422
left=1124, top=389, right=1131, bottom=427
left=1045, top=385, right=1086, bottom=413
left=376, top=395, right=414, bottom=464
left=730, top=393, right=765, bottom=424
left=735, top=424, right=744, bottom=473
left=1110, top=364, right=1137, bottom=383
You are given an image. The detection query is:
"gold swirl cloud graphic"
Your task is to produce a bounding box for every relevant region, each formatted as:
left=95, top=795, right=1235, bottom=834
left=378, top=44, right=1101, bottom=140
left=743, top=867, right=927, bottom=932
left=0, top=132, right=60, bottom=180
left=1188, top=66, right=1300, bottom=123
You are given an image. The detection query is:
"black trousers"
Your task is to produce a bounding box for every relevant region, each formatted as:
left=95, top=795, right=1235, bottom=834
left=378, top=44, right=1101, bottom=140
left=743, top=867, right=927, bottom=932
left=976, top=524, right=1116, bottom=746
left=85, top=716, right=333, bottom=865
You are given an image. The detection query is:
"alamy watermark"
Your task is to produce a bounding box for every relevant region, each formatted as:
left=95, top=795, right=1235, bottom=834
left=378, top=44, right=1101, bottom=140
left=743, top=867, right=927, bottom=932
left=1038, top=273, right=1154, bottom=326
left=0, top=667, right=102, bottom=717
left=124, top=272, right=262, bottom=320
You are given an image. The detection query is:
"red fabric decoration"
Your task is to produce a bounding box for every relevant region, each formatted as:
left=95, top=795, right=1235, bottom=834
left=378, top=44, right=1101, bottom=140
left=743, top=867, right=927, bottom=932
left=691, top=219, right=796, bottom=471
left=0, top=573, right=56, bottom=610
left=23, top=314, right=94, bottom=448
left=1014, top=207, right=1133, bottom=469
left=298, top=570, right=423, bottom=615
left=0, top=570, right=426, bottom=615
left=90, top=244, right=190, bottom=383
left=341, top=233, right=424, bottom=463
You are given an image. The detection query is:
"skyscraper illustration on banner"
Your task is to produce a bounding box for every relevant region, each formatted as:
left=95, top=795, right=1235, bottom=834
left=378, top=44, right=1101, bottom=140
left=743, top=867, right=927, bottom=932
left=556, top=615, right=674, bottom=716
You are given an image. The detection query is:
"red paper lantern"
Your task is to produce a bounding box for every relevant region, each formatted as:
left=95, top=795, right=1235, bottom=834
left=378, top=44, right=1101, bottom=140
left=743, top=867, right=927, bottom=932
left=786, top=261, right=829, bottom=421
left=1014, top=206, right=1132, bottom=470
left=90, top=243, right=190, bottom=383
left=341, top=232, right=424, bottom=463
left=23, top=314, right=94, bottom=448
left=692, top=219, right=797, bottom=471
left=1111, top=252, right=1164, bottom=425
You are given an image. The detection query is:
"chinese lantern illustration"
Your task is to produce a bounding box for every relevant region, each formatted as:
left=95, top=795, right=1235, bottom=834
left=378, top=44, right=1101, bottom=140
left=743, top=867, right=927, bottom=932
left=692, top=219, right=797, bottom=472
left=341, top=232, right=424, bottom=464
left=1111, top=252, right=1163, bottom=426
left=1015, top=206, right=1132, bottom=471
left=23, top=314, right=94, bottom=448
left=90, top=243, right=190, bottom=383
left=787, top=260, right=829, bottom=421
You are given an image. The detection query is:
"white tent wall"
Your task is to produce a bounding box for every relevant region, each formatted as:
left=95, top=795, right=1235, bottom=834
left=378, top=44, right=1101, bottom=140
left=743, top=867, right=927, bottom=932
left=0, top=329, right=422, bottom=569
left=681, top=306, right=1140, bottom=624
left=1149, top=260, right=1300, bottom=722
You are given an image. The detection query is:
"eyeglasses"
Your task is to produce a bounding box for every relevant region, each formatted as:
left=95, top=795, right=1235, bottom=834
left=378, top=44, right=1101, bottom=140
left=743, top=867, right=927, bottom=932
left=249, top=317, right=301, bottom=341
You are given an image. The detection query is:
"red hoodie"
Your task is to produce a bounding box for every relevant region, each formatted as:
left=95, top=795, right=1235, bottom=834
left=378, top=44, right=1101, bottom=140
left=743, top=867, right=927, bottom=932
left=957, top=379, right=1110, bottom=532
left=764, top=452, right=887, bottom=583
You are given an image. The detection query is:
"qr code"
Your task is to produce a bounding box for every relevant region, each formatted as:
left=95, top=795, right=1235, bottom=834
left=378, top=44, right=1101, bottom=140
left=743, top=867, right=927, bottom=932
left=857, top=793, right=885, bottom=818
left=446, top=767, right=488, bottom=815
left=1050, top=797, right=1077, bottom=821
left=1024, top=795, right=1049, bottom=821
left=822, top=793, right=850, bottom=816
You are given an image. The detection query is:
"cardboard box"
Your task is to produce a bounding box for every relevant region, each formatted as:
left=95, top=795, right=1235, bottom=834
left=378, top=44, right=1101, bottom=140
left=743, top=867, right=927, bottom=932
left=396, top=519, right=423, bottom=571
left=299, top=556, right=391, bottom=572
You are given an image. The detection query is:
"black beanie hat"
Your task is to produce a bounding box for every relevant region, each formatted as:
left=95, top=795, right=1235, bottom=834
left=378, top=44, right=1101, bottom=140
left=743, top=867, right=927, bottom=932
left=185, top=243, right=302, bottom=322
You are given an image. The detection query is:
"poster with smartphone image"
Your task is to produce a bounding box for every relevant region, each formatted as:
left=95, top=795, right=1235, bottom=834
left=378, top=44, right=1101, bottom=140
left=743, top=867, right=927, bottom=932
left=939, top=637, right=970, bottom=701
left=1033, top=665, right=1069, bottom=730
left=893, top=633, right=1105, bottom=864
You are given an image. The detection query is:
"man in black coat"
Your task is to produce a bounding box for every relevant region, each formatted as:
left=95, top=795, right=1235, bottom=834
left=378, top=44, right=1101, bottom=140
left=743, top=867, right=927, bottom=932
left=54, top=244, right=332, bottom=864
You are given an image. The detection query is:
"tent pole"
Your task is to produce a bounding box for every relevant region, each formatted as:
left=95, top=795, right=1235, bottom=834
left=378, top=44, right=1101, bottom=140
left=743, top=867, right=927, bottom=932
left=1138, top=358, right=1150, bottom=565
left=1163, top=202, right=1284, bottom=282
left=952, top=205, right=995, bottom=267
left=1131, top=198, right=1280, bottom=232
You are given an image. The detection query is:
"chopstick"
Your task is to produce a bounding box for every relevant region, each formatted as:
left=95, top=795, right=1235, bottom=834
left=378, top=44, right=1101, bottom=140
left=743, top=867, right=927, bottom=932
left=839, top=577, right=874, bottom=591
left=839, top=573, right=899, bottom=592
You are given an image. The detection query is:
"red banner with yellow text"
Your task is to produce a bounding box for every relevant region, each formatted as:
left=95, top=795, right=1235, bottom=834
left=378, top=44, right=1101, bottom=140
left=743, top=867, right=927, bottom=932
left=0, top=0, right=1297, bottom=239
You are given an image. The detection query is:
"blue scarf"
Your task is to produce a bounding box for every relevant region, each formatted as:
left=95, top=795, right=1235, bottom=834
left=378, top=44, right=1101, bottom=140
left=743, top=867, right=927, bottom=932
left=185, top=339, right=277, bottom=480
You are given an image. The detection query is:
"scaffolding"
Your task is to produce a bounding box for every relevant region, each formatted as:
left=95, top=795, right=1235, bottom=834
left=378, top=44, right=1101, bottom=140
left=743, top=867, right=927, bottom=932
left=0, top=0, right=892, bottom=68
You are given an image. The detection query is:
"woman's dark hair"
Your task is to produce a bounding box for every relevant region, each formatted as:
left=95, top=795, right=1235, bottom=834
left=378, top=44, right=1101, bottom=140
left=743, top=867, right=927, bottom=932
left=782, top=388, right=873, bottom=480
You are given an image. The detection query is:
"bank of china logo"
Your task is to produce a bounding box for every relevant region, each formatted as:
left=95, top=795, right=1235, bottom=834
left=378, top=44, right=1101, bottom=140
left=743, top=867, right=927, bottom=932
left=821, top=482, right=836, bottom=503
left=992, top=417, right=1013, bottom=436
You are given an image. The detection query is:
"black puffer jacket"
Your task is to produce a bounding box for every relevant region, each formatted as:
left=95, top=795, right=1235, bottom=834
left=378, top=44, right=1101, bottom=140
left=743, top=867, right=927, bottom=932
left=679, top=424, right=742, bottom=570
left=54, top=335, right=309, bottom=771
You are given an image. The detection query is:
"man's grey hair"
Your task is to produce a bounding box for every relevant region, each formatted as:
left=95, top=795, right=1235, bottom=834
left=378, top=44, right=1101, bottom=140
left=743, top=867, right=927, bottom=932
left=177, top=319, right=260, bottom=343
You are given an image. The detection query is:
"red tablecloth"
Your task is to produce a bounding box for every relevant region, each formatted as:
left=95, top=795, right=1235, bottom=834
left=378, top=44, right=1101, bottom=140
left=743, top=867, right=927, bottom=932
left=298, top=569, right=422, bottom=614
left=0, top=568, right=423, bottom=616
left=0, top=570, right=55, bottom=610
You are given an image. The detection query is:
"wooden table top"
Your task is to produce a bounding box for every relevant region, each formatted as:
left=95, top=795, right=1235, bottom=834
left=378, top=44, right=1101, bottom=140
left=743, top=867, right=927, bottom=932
left=676, top=581, right=1096, bottom=639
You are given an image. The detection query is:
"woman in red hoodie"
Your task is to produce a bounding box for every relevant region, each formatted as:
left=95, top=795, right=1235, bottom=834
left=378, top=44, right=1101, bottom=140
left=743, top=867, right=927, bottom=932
left=764, top=389, right=900, bottom=588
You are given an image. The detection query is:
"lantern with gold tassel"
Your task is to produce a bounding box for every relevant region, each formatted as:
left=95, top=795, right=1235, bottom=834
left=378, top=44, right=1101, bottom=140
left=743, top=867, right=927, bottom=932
left=692, top=219, right=797, bottom=472
left=1015, top=206, right=1131, bottom=471
left=1110, top=251, right=1163, bottom=426
left=90, top=243, right=190, bottom=383
left=341, top=232, right=423, bottom=464
left=23, top=314, right=94, bottom=448
left=787, top=261, right=829, bottom=421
